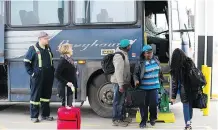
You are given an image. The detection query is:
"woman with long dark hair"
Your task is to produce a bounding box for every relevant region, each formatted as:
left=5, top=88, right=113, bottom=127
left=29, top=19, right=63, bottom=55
left=170, top=48, right=196, bottom=130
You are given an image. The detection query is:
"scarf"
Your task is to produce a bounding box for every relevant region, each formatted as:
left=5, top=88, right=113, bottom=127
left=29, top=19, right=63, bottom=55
left=61, top=55, right=74, bottom=65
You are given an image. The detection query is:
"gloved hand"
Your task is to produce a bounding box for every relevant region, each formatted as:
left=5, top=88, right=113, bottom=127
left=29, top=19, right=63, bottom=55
left=71, top=86, right=75, bottom=92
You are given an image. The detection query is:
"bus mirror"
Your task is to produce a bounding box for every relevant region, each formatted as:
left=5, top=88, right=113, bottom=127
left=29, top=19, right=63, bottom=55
left=58, top=8, right=64, bottom=25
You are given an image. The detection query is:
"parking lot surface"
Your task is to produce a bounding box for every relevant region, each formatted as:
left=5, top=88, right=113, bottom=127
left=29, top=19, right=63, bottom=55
left=0, top=100, right=217, bottom=130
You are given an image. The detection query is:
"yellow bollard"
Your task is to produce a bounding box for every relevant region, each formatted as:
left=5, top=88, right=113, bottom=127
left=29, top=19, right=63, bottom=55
left=201, top=65, right=207, bottom=77
left=201, top=65, right=207, bottom=111
left=203, top=67, right=211, bottom=116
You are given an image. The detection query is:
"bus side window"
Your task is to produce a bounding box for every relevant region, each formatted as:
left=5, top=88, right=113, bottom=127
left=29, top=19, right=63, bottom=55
left=10, top=1, right=69, bottom=26
left=74, top=0, right=136, bottom=24
left=0, top=1, right=4, bottom=24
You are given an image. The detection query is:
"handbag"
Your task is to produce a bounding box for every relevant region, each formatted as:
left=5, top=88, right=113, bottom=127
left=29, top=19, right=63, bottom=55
left=125, top=87, right=146, bottom=108
left=192, top=89, right=208, bottom=109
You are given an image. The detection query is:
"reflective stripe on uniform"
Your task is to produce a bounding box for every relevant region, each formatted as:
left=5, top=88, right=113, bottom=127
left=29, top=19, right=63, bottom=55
left=24, top=59, right=31, bottom=63
left=47, top=48, right=53, bottom=66
left=30, top=101, right=40, bottom=105
left=33, top=45, right=42, bottom=67
left=40, top=98, right=50, bottom=102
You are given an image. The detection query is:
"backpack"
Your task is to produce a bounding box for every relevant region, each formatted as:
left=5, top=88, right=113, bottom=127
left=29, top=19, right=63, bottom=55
left=189, top=67, right=207, bottom=89
left=101, top=52, right=125, bottom=75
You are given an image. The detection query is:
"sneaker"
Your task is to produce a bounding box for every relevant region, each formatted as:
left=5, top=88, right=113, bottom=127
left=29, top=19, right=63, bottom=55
left=117, top=120, right=128, bottom=127
left=123, top=117, right=132, bottom=123
left=184, top=126, right=192, bottom=130
left=112, top=120, right=119, bottom=126
left=41, top=116, right=54, bottom=121
left=139, top=122, right=146, bottom=129
left=31, top=118, right=39, bottom=123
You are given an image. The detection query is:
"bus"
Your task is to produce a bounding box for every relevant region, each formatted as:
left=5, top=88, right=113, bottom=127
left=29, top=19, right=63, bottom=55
left=0, top=0, right=198, bottom=118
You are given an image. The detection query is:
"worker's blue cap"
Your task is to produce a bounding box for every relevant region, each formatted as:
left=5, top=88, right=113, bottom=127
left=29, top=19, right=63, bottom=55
left=142, top=45, right=152, bottom=52
left=119, top=39, right=130, bottom=48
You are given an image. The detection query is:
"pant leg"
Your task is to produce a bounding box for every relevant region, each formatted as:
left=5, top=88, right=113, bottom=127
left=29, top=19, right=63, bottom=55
left=139, top=91, right=149, bottom=124
left=40, top=68, right=54, bottom=117
left=67, top=94, right=73, bottom=107
left=112, top=83, right=126, bottom=121
left=112, top=84, right=120, bottom=121
left=183, top=102, right=191, bottom=126
left=118, top=89, right=126, bottom=120
left=59, top=88, right=73, bottom=107
left=189, top=102, right=193, bottom=120
left=30, top=69, right=43, bottom=118
left=149, top=89, right=158, bottom=121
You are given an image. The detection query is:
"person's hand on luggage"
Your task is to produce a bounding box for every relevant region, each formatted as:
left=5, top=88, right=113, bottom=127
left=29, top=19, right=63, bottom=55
left=135, top=80, right=139, bottom=87
left=71, top=86, right=75, bottom=92
left=119, top=86, right=124, bottom=93
left=170, top=99, right=176, bottom=104
left=67, top=82, right=73, bottom=87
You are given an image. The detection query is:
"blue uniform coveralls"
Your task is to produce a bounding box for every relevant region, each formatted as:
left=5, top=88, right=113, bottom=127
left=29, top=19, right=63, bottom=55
left=24, top=42, right=54, bottom=119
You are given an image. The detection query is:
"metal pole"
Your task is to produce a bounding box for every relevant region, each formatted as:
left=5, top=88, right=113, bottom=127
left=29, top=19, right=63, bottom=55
left=204, top=0, right=207, bottom=65
left=168, top=0, right=173, bottom=99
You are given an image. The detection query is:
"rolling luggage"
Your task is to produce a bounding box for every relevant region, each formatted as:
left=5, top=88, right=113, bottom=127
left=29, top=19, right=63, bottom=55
left=57, top=86, right=81, bottom=130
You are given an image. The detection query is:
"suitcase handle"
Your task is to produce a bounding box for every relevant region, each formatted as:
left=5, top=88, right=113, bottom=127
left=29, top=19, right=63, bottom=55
left=65, top=85, right=76, bottom=107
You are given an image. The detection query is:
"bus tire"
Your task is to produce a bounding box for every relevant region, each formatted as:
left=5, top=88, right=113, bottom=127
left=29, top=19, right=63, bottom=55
left=88, top=73, right=113, bottom=118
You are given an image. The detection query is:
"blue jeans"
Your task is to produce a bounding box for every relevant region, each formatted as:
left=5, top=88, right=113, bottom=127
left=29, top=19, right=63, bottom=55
left=183, top=102, right=193, bottom=126
left=112, top=83, right=126, bottom=121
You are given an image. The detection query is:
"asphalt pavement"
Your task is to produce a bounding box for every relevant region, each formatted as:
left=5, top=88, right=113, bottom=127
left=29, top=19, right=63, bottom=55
left=0, top=100, right=217, bottom=130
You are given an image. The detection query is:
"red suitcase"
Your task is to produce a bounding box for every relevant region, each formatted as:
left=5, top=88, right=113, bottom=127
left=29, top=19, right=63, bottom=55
left=57, top=87, right=81, bottom=130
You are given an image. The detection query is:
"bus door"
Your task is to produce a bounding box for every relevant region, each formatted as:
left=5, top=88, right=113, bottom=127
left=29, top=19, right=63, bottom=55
left=168, top=0, right=195, bottom=59
left=0, top=1, right=4, bottom=64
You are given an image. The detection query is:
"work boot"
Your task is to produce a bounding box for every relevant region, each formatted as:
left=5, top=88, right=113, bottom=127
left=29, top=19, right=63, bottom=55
left=117, top=120, right=128, bottom=127
left=41, top=116, right=54, bottom=121
left=31, top=118, right=39, bottom=123
left=112, top=120, right=119, bottom=126
left=123, top=117, right=132, bottom=123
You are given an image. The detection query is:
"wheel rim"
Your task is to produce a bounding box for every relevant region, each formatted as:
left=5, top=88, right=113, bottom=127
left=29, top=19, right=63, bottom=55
left=97, top=83, right=114, bottom=107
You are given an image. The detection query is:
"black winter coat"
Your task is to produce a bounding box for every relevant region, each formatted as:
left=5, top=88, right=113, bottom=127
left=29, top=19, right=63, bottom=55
left=55, top=57, right=78, bottom=98
left=171, top=58, right=196, bottom=103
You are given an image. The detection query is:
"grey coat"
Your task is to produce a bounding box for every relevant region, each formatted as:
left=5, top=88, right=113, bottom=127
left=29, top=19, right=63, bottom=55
left=110, top=48, right=131, bottom=87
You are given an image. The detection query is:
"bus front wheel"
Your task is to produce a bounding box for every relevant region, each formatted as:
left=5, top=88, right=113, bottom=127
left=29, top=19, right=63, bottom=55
left=88, top=73, right=114, bottom=118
